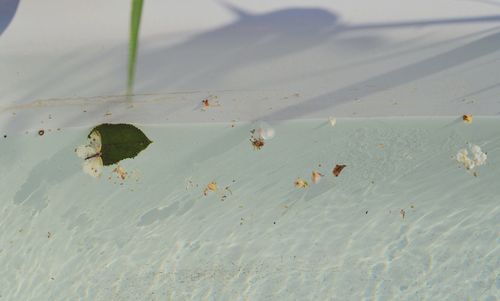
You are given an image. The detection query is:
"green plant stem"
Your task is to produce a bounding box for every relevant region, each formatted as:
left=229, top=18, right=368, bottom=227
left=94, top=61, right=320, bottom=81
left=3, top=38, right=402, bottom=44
left=127, top=0, right=144, bottom=96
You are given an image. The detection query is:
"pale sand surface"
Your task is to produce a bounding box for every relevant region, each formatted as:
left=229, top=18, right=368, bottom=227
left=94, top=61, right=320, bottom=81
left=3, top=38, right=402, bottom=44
left=0, top=118, right=498, bottom=300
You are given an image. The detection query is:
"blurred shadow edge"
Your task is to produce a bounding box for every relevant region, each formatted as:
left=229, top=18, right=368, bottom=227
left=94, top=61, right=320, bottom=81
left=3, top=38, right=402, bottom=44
left=0, top=0, right=20, bottom=36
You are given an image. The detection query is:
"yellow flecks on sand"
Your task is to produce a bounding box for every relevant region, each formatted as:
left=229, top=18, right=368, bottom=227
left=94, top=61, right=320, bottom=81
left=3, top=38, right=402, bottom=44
left=295, top=178, right=309, bottom=188
left=329, top=117, right=337, bottom=127
left=204, top=181, right=218, bottom=196
left=462, top=114, right=472, bottom=123
left=311, top=171, right=323, bottom=184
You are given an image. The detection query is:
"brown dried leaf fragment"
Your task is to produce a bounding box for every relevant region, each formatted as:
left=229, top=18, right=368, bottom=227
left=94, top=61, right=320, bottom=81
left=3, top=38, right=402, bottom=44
left=462, top=114, right=472, bottom=123
left=333, top=164, right=346, bottom=177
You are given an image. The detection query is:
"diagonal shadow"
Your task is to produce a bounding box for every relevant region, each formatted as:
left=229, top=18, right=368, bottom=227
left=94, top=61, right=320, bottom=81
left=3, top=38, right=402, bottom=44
left=252, top=25, right=500, bottom=89
left=258, top=29, right=500, bottom=121
left=453, top=81, right=500, bottom=101
left=136, top=6, right=341, bottom=91
left=5, top=4, right=500, bottom=117
left=343, top=14, right=500, bottom=31
left=136, top=6, right=500, bottom=92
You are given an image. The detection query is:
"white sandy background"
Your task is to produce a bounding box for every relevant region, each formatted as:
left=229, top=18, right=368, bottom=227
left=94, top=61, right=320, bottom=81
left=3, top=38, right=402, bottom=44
left=1, top=1, right=500, bottom=300
left=0, top=118, right=499, bottom=300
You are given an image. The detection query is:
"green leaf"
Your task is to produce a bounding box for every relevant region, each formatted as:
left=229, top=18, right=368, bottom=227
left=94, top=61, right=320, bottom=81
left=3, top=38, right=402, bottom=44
left=90, top=123, right=152, bottom=166
left=127, top=0, right=144, bottom=96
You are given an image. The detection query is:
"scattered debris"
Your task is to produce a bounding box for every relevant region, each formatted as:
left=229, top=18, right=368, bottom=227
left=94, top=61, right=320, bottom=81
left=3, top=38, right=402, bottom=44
left=311, top=171, right=324, bottom=184
left=251, top=122, right=275, bottom=141
left=112, top=165, right=127, bottom=180
left=47, top=232, right=52, bottom=239
left=333, top=164, right=346, bottom=177
left=400, top=209, right=405, bottom=220
left=249, top=123, right=275, bottom=150
left=294, top=178, right=309, bottom=188
left=462, top=114, right=472, bottom=123
left=250, top=137, right=265, bottom=150
left=377, top=144, right=385, bottom=148
left=128, top=170, right=141, bottom=183
left=456, top=144, right=487, bottom=171
left=202, top=99, right=209, bottom=107
left=185, top=178, right=195, bottom=190
left=201, top=181, right=232, bottom=201
left=38, top=129, right=45, bottom=136
left=3, top=135, right=6, bottom=138
left=329, top=117, right=337, bottom=127
left=204, top=181, right=218, bottom=196
left=201, top=98, right=220, bottom=111
left=219, top=186, right=233, bottom=201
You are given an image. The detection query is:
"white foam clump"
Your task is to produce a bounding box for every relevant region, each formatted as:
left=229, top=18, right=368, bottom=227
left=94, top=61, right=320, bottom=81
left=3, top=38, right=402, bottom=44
left=254, top=122, right=275, bottom=140
left=75, top=131, right=103, bottom=178
left=456, top=144, right=487, bottom=170
left=329, top=117, right=337, bottom=127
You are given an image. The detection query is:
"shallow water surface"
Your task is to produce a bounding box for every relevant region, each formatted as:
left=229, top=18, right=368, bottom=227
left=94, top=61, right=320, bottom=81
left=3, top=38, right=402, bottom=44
left=0, top=118, right=499, bottom=300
